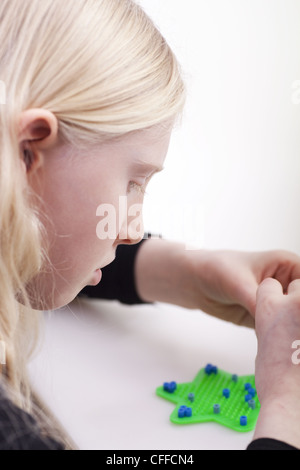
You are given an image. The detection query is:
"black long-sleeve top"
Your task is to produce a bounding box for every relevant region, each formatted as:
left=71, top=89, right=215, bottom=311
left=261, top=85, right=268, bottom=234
left=0, top=237, right=297, bottom=450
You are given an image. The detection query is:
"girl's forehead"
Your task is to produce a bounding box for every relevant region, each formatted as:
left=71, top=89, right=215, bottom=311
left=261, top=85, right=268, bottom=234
left=89, top=124, right=172, bottom=160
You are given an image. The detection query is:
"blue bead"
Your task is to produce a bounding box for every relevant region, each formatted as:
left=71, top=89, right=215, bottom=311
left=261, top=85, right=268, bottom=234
left=213, top=404, right=221, bottom=414
left=240, top=416, right=247, bottom=426
left=188, top=393, right=195, bottom=403
left=223, top=388, right=230, bottom=398
left=163, top=381, right=177, bottom=393
left=248, top=387, right=256, bottom=397
left=244, top=383, right=251, bottom=391
left=163, top=382, right=169, bottom=392
left=248, top=399, right=256, bottom=410
left=178, top=405, right=193, bottom=419
left=205, top=364, right=218, bottom=375
left=169, top=381, right=177, bottom=393
left=178, top=406, right=186, bottom=418
left=205, top=364, right=213, bottom=375
left=245, top=394, right=252, bottom=402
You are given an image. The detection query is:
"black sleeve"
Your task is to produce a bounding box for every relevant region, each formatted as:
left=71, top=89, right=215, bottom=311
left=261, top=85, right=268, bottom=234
left=0, top=387, right=65, bottom=450
left=247, top=438, right=299, bottom=450
left=78, top=233, right=161, bottom=305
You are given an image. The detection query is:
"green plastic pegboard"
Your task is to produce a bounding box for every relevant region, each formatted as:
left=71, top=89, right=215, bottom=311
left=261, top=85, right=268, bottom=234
left=156, top=364, right=260, bottom=432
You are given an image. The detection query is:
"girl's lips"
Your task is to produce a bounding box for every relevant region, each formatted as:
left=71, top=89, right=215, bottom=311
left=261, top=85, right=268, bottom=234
left=88, top=254, right=115, bottom=286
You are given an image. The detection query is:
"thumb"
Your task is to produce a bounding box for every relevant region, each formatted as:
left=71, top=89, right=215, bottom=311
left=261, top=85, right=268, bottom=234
left=257, top=277, right=284, bottom=299
left=255, top=277, right=284, bottom=324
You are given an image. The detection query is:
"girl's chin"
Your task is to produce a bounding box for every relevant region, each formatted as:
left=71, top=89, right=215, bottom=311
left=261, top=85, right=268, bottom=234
left=87, top=268, right=102, bottom=286
left=16, top=268, right=104, bottom=311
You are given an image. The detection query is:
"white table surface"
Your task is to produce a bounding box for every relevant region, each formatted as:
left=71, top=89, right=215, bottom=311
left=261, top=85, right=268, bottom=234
left=28, top=297, right=258, bottom=450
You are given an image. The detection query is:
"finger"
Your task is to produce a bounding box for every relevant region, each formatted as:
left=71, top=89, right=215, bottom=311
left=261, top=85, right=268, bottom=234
left=257, top=277, right=284, bottom=300
left=289, top=253, right=300, bottom=280
left=286, top=279, right=300, bottom=296
left=256, top=278, right=284, bottom=310
left=258, top=250, right=300, bottom=290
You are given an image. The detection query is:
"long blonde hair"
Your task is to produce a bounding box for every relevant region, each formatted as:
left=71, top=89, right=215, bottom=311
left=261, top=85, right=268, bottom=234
left=0, top=0, right=185, bottom=444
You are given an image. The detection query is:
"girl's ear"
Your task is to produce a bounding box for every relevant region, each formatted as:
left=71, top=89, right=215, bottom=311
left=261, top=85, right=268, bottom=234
left=23, top=148, right=34, bottom=172
left=18, top=109, right=58, bottom=148
left=18, top=108, right=59, bottom=173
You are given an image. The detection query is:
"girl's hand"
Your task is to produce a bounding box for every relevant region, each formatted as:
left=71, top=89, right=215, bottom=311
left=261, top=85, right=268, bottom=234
left=135, top=238, right=300, bottom=327
left=185, top=248, right=300, bottom=327
left=252, top=278, right=300, bottom=448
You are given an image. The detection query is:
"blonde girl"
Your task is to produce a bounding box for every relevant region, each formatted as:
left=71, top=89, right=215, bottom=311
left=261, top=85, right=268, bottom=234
left=0, top=0, right=300, bottom=450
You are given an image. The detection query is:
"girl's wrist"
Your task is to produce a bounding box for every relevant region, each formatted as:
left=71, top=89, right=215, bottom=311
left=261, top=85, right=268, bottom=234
left=253, top=395, right=300, bottom=449
left=134, top=237, right=200, bottom=307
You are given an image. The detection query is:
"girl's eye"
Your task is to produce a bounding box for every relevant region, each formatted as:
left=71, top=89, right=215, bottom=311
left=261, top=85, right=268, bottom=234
left=128, top=181, right=147, bottom=195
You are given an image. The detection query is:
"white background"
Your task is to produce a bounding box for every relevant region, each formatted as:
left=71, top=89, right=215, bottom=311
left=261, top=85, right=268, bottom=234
left=30, top=299, right=258, bottom=450
left=141, top=0, right=300, bottom=253
left=29, top=0, right=300, bottom=451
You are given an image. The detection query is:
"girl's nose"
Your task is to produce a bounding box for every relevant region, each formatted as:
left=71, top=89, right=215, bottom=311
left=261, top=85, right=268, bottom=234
left=116, top=213, right=144, bottom=246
